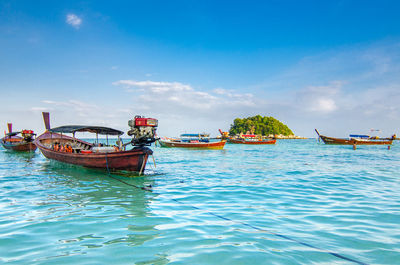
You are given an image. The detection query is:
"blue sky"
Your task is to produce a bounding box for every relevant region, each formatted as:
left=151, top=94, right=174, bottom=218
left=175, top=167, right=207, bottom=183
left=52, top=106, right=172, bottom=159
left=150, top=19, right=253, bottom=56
left=1, top=1, right=400, bottom=137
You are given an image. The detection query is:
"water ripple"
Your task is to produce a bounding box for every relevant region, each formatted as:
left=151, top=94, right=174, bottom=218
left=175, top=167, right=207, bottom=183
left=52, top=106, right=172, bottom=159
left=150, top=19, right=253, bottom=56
left=0, top=140, right=399, bottom=264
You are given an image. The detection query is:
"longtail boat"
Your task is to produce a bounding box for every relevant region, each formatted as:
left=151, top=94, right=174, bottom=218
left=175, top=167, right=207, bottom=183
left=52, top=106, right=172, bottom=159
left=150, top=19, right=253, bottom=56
left=224, top=130, right=276, bottom=145
left=158, top=133, right=226, bottom=149
left=1, top=123, right=37, bottom=152
left=35, top=112, right=158, bottom=173
left=229, top=138, right=276, bottom=145
left=315, top=129, right=395, bottom=145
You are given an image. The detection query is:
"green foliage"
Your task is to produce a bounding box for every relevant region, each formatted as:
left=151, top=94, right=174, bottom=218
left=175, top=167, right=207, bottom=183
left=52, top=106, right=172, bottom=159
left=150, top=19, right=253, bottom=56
left=229, top=115, right=294, bottom=136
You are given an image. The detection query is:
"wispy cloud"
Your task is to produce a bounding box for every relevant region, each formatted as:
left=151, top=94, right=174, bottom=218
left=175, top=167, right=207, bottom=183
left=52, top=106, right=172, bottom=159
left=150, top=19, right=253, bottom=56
left=113, top=80, right=193, bottom=93
left=113, top=80, right=257, bottom=110
left=31, top=100, right=106, bottom=126
left=66, top=14, right=82, bottom=29
left=41, top=99, right=98, bottom=116
left=31, top=107, right=49, bottom=112
left=295, top=81, right=343, bottom=113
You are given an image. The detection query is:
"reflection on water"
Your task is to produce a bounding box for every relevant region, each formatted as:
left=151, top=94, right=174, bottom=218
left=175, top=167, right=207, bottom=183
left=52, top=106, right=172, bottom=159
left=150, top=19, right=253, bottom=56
left=39, top=161, right=156, bottom=217
left=1, top=148, right=37, bottom=164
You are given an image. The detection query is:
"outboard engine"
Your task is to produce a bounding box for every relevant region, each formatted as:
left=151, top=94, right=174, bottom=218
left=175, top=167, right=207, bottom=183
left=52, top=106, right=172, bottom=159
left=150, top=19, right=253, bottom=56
left=21, top=130, right=35, bottom=142
left=127, top=116, right=158, bottom=146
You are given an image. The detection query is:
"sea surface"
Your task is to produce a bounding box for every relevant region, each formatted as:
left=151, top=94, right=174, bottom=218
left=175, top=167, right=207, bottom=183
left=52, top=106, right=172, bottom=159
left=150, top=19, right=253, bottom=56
left=0, top=139, right=399, bottom=265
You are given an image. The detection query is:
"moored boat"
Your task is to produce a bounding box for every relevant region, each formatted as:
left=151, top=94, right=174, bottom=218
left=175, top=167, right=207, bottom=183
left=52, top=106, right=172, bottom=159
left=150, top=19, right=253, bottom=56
left=1, top=123, right=37, bottom=152
left=315, top=129, right=395, bottom=145
left=227, top=132, right=276, bottom=145
left=229, top=138, right=276, bottom=144
left=35, top=112, right=158, bottom=173
left=158, top=133, right=226, bottom=149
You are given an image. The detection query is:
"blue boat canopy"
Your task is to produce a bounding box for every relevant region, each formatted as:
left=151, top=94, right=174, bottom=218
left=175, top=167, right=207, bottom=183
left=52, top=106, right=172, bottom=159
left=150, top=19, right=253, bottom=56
left=180, top=133, right=210, bottom=138
left=349, top=134, right=370, bottom=139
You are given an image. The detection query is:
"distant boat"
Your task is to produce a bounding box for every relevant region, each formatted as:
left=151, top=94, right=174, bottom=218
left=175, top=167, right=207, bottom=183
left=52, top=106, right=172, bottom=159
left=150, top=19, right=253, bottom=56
left=35, top=112, right=158, bottom=173
left=1, top=123, right=37, bottom=152
left=229, top=138, right=277, bottom=145
left=315, top=129, right=394, bottom=145
left=226, top=131, right=276, bottom=145
left=158, top=133, right=226, bottom=149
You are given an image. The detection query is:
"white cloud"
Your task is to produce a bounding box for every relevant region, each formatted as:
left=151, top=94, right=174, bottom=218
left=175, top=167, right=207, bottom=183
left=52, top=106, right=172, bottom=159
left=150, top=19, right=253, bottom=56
left=112, top=80, right=193, bottom=93
left=66, top=14, right=82, bottom=29
left=37, top=100, right=97, bottom=113
left=311, top=98, right=337, bottom=112
left=112, top=79, right=261, bottom=135
left=295, top=81, right=342, bottom=113
left=31, top=107, right=49, bottom=112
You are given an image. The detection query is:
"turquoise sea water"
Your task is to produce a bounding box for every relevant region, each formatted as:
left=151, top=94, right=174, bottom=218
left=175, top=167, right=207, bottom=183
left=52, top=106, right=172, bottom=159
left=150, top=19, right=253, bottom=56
left=0, top=139, right=399, bottom=264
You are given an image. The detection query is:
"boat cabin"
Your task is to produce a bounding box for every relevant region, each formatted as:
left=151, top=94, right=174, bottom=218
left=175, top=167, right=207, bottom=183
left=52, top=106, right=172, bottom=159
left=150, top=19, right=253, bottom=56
left=349, top=134, right=370, bottom=140
left=180, top=133, right=210, bottom=143
left=41, top=125, right=125, bottom=154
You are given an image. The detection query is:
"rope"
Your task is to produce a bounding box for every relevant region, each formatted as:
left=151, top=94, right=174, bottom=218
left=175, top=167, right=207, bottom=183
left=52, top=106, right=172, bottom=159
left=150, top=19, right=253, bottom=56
left=102, top=156, right=367, bottom=265
left=169, top=197, right=367, bottom=265
left=105, top=153, right=152, bottom=191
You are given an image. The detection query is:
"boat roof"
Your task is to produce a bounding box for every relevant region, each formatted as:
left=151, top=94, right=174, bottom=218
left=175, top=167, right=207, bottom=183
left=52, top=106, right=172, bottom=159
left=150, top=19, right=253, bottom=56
left=49, top=125, right=124, bottom=136
left=180, top=133, right=210, bottom=137
left=349, top=134, right=370, bottom=139
left=5, top=132, right=21, bottom=137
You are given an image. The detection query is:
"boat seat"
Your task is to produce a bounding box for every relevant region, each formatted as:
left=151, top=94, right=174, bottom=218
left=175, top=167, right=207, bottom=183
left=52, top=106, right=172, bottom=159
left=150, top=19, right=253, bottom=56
left=91, top=146, right=116, bottom=153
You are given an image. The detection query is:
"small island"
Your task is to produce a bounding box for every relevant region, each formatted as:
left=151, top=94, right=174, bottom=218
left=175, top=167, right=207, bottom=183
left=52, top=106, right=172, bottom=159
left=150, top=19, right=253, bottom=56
left=229, top=115, right=305, bottom=139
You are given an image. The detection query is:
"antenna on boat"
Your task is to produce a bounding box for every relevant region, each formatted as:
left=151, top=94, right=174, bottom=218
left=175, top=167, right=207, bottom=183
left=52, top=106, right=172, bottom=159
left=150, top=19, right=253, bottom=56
left=42, top=112, right=51, bottom=131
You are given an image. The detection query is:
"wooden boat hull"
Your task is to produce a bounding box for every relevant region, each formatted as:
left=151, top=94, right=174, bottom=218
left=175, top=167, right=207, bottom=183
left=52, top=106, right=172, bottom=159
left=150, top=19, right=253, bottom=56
left=1, top=137, right=37, bottom=152
left=229, top=138, right=276, bottom=145
left=319, top=135, right=393, bottom=145
left=158, top=140, right=226, bottom=149
left=35, top=132, right=152, bottom=172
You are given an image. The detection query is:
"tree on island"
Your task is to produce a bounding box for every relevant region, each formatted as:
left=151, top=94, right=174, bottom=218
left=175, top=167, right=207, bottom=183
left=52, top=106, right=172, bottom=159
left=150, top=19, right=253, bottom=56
left=229, top=115, right=294, bottom=136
